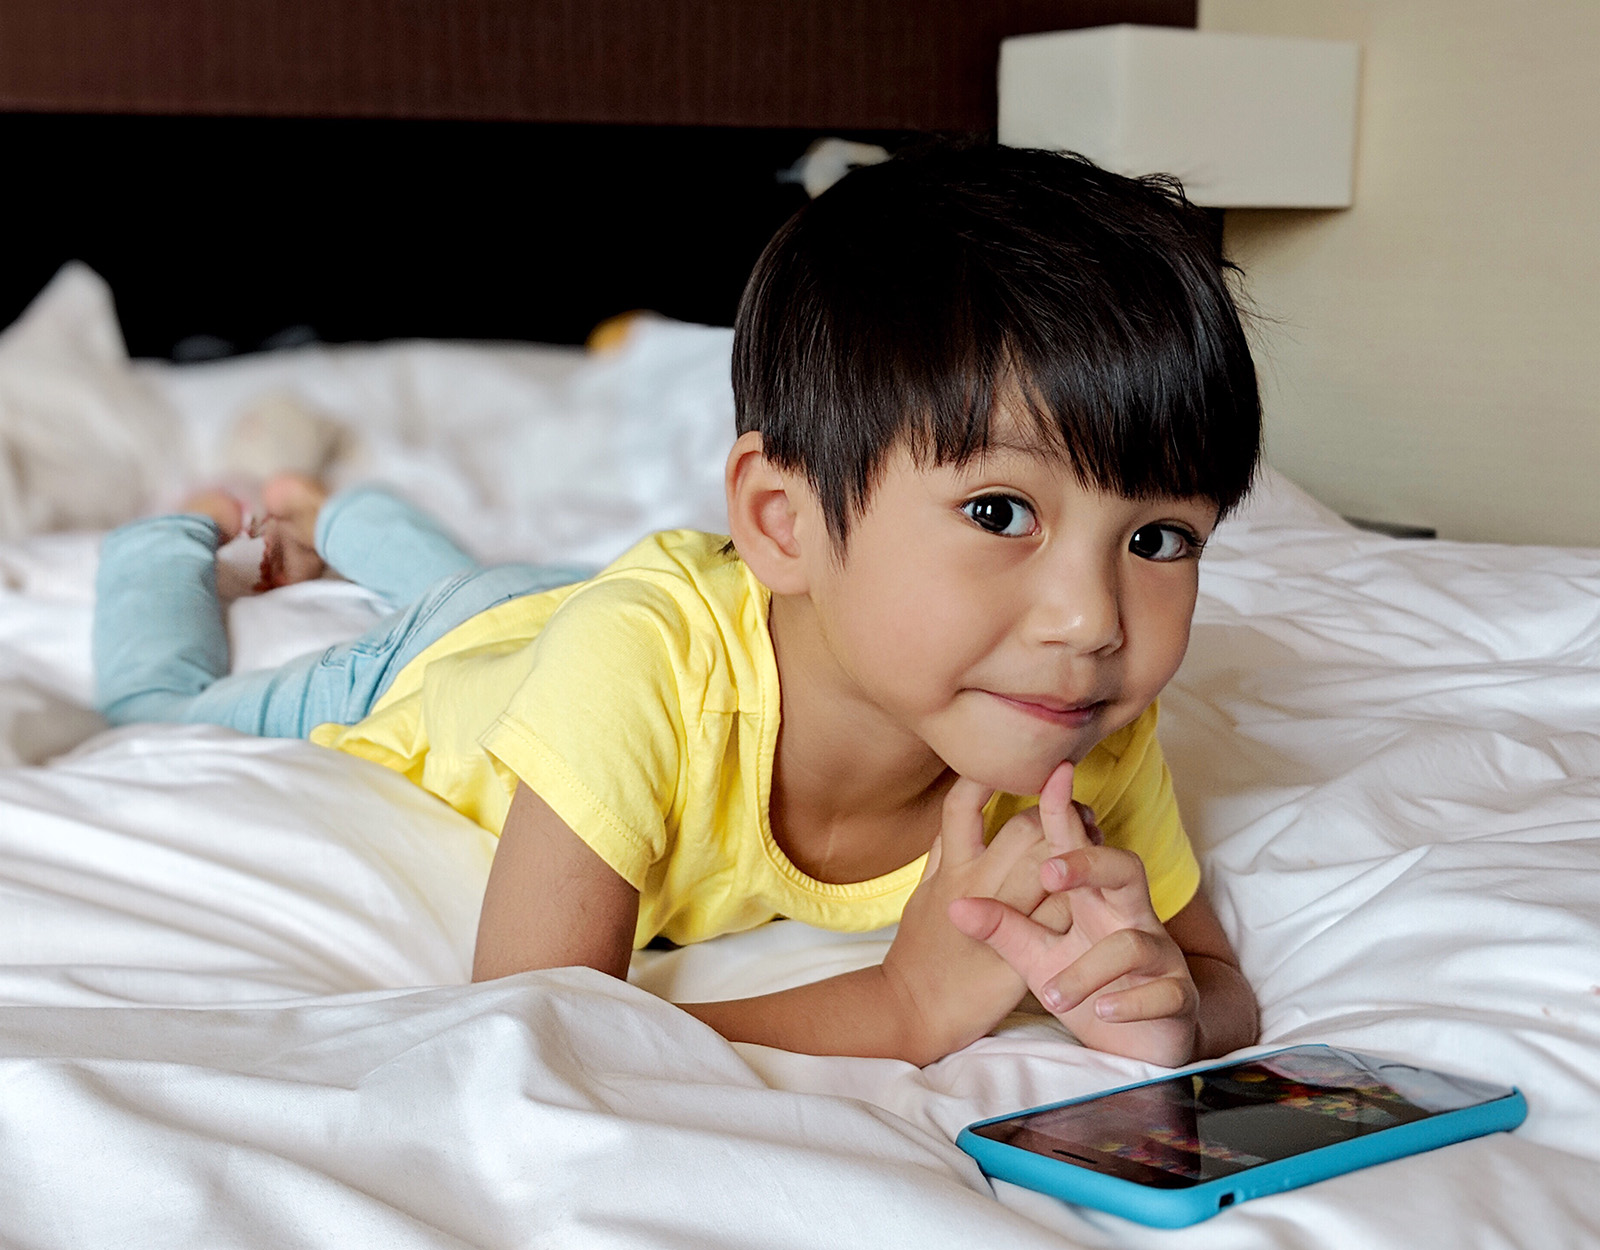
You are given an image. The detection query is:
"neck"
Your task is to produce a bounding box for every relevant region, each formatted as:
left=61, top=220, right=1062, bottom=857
left=765, top=592, right=953, bottom=882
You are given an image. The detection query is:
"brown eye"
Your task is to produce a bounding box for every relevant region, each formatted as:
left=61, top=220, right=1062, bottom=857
left=962, top=495, right=1036, bottom=536
left=1129, top=524, right=1194, bottom=561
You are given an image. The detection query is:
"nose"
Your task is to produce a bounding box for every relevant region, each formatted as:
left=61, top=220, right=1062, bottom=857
left=1029, top=550, right=1124, bottom=653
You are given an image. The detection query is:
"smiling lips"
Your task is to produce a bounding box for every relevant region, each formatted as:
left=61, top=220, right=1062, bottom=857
left=989, top=691, right=1106, bottom=727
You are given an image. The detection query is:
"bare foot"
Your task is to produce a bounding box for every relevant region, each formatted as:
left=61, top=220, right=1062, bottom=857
left=181, top=490, right=245, bottom=543
left=252, top=473, right=330, bottom=591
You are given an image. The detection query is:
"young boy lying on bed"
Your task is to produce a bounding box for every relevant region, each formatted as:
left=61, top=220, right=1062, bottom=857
left=94, top=142, right=1261, bottom=1069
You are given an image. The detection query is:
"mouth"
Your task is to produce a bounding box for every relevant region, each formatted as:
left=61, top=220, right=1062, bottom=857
left=987, top=691, right=1107, bottom=728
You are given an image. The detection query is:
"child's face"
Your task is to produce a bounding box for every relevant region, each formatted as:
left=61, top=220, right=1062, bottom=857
left=798, top=416, right=1216, bottom=797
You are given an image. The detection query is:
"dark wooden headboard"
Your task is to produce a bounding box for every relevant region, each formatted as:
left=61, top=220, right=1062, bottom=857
left=0, top=1, right=1194, bottom=355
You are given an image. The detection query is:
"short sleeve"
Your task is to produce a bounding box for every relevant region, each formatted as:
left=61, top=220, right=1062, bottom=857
left=1085, top=702, right=1201, bottom=923
left=478, top=578, right=693, bottom=890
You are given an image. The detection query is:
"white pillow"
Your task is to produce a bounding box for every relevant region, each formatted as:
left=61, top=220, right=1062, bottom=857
left=0, top=263, right=185, bottom=539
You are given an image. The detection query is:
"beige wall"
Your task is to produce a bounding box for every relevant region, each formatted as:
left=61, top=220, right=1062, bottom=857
left=1201, top=0, right=1600, bottom=545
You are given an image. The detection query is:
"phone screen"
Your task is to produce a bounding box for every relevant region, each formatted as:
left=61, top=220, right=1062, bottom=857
left=969, top=1046, right=1515, bottom=1189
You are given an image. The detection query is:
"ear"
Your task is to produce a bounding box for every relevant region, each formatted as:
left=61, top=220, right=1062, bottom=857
left=724, top=430, right=818, bottom=595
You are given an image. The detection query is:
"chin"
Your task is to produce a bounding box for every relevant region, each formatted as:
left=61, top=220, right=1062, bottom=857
left=945, top=751, right=1066, bottom=798
left=930, top=704, right=1103, bottom=796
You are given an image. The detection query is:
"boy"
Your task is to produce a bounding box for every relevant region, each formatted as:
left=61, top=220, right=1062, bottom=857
left=95, top=142, right=1261, bottom=1068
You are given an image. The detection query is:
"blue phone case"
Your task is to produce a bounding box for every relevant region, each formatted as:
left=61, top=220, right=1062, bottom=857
left=957, top=1044, right=1527, bottom=1228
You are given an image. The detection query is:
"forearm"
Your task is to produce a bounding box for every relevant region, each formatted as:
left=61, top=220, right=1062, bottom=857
left=681, top=964, right=949, bottom=1066
left=1188, top=953, right=1259, bottom=1059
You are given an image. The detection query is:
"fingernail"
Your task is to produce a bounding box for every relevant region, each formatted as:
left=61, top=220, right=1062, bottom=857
left=1095, top=998, right=1119, bottom=1021
left=1042, top=859, right=1067, bottom=889
left=1040, top=987, right=1064, bottom=1012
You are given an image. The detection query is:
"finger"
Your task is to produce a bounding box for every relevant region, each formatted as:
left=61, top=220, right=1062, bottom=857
left=1028, top=889, right=1075, bottom=935
left=1092, top=975, right=1197, bottom=1024
left=984, top=806, right=1043, bottom=863
left=947, top=895, right=1007, bottom=942
left=981, top=811, right=1054, bottom=907
left=1036, top=927, right=1174, bottom=1015
left=948, top=896, right=1059, bottom=980
left=1040, top=846, right=1151, bottom=914
left=919, top=836, right=942, bottom=883
left=992, top=841, right=1060, bottom=916
left=939, top=775, right=996, bottom=866
left=1037, top=761, right=1091, bottom=857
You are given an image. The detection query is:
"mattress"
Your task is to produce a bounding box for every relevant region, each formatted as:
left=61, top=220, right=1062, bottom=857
left=0, top=265, right=1595, bottom=1247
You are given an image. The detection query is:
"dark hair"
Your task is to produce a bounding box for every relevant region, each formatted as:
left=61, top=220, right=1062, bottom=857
left=732, top=141, right=1261, bottom=544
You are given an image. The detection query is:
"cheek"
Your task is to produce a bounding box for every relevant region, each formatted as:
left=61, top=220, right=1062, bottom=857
left=830, top=562, right=997, bottom=691
left=1124, top=577, right=1198, bottom=690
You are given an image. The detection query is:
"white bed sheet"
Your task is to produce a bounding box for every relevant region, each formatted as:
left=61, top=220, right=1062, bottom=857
left=0, top=266, right=1596, bottom=1248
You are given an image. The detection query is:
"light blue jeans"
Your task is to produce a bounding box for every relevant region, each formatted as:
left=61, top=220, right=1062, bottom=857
left=93, top=486, right=591, bottom=738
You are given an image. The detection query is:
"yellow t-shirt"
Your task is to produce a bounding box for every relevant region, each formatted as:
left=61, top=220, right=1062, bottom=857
left=311, top=530, right=1200, bottom=947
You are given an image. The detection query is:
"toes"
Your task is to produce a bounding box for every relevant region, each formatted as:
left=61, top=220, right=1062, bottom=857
left=260, top=473, right=328, bottom=520
left=252, top=516, right=326, bottom=592
left=181, top=490, right=245, bottom=543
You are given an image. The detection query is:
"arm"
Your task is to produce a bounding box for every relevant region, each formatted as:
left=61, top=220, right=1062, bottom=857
left=679, top=967, right=929, bottom=1061
left=473, top=782, right=639, bottom=982
left=1164, top=891, right=1260, bottom=1060
left=475, top=780, right=1056, bottom=1066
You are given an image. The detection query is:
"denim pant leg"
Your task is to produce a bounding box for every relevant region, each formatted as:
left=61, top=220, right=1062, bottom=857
left=178, top=561, right=592, bottom=738
left=94, top=514, right=233, bottom=726
left=313, top=485, right=480, bottom=608
left=94, top=488, right=593, bottom=737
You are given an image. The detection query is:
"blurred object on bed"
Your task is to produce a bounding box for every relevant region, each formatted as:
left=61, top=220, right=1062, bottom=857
left=777, top=137, right=892, bottom=198
left=221, top=395, right=347, bottom=487
left=586, top=311, right=651, bottom=354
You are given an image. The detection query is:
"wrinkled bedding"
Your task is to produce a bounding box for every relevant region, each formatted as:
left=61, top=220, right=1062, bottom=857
left=0, top=267, right=1596, bottom=1248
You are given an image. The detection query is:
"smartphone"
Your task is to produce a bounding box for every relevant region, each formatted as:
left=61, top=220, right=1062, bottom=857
left=957, top=1044, right=1526, bottom=1228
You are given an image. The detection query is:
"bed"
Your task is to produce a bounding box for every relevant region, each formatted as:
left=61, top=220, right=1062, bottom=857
left=0, top=262, right=1596, bottom=1247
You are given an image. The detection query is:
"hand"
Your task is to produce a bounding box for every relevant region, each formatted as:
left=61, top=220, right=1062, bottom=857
left=947, top=762, right=1199, bottom=1068
left=879, top=775, right=1063, bottom=1063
